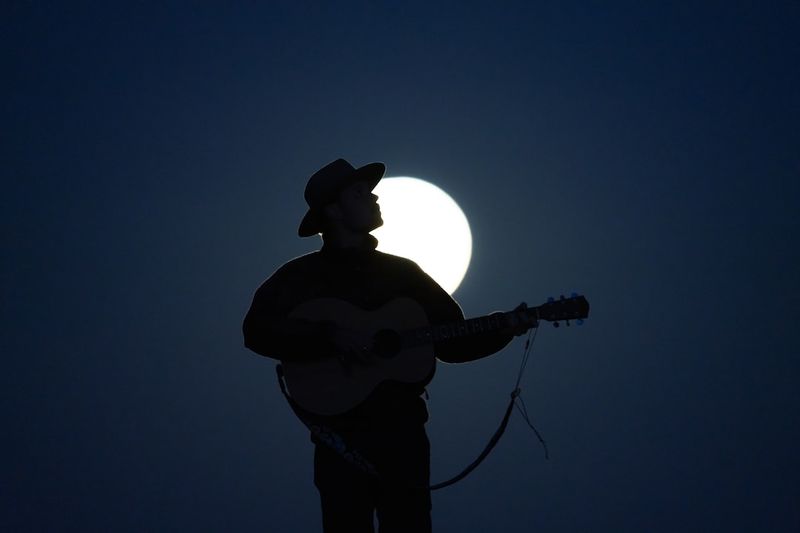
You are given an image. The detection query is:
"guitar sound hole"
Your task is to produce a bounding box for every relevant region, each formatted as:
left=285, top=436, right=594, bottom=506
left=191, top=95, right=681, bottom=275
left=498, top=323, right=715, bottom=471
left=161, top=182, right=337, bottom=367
left=372, top=329, right=402, bottom=359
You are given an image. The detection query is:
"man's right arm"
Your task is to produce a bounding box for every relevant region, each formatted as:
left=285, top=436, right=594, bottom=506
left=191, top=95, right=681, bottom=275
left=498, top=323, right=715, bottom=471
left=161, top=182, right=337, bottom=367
left=242, top=262, right=335, bottom=362
left=242, top=313, right=335, bottom=361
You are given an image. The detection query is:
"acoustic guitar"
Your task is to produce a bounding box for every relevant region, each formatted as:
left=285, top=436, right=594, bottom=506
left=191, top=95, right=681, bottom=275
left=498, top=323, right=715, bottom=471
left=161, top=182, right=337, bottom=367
left=283, top=295, right=590, bottom=415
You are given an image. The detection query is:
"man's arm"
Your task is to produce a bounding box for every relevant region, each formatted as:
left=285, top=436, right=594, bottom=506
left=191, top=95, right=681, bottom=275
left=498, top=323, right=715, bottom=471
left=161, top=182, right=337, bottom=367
left=405, top=262, right=519, bottom=363
left=435, top=315, right=515, bottom=363
left=242, top=262, right=336, bottom=362
left=243, top=313, right=335, bottom=361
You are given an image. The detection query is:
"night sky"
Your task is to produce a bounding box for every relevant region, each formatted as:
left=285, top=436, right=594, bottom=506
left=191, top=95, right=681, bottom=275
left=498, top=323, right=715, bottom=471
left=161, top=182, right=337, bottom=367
left=3, top=2, right=799, bottom=532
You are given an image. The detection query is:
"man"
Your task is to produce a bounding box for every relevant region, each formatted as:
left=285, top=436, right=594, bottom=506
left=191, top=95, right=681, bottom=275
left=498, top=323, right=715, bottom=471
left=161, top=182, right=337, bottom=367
left=243, top=159, right=534, bottom=533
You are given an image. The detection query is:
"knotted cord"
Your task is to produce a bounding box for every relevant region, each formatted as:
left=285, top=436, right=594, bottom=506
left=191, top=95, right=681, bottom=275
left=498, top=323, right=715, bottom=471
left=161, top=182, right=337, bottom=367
left=513, top=325, right=549, bottom=460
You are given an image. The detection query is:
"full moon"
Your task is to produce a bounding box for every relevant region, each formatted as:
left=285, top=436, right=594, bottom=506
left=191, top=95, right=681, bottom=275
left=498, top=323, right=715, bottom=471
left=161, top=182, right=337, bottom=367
left=372, top=177, right=472, bottom=295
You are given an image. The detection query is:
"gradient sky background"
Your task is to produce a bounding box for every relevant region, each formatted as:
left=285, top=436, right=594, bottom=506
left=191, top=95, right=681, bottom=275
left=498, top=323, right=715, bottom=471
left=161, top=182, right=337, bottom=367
left=3, top=2, right=799, bottom=532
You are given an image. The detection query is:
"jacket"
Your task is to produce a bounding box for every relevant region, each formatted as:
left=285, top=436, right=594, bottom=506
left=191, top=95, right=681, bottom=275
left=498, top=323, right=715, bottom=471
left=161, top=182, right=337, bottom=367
left=243, top=236, right=512, bottom=427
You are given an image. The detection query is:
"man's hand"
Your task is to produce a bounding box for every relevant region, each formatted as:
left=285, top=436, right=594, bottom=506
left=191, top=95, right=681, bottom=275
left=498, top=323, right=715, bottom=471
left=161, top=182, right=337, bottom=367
left=503, top=302, right=538, bottom=337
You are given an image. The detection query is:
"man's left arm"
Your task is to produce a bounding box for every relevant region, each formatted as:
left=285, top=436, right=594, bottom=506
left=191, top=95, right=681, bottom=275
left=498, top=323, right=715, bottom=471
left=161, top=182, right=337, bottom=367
left=406, top=263, right=533, bottom=363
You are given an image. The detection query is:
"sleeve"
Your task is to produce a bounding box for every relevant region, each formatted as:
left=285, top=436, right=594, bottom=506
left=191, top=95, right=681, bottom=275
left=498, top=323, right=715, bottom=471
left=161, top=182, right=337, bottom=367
left=242, top=262, right=335, bottom=361
left=404, top=262, right=514, bottom=364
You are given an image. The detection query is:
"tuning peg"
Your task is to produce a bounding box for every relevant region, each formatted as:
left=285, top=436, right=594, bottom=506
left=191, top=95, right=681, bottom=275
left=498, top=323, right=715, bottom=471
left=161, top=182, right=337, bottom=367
left=553, top=321, right=560, bottom=328
left=577, top=319, right=584, bottom=326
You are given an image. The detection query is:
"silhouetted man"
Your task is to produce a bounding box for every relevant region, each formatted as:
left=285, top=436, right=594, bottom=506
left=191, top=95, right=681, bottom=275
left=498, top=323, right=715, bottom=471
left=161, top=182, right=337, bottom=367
left=243, top=159, right=533, bottom=533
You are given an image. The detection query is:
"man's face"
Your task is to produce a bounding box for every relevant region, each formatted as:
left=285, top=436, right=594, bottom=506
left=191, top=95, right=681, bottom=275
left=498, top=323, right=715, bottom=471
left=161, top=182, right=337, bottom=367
left=331, top=180, right=383, bottom=233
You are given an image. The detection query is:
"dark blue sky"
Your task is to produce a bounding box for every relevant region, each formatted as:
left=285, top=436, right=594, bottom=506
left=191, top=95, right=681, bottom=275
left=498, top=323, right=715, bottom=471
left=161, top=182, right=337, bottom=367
left=3, top=2, right=798, bottom=531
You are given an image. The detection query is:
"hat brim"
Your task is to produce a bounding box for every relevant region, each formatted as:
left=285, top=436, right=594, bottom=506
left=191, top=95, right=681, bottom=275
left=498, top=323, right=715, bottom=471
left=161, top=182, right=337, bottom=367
left=298, top=162, right=385, bottom=237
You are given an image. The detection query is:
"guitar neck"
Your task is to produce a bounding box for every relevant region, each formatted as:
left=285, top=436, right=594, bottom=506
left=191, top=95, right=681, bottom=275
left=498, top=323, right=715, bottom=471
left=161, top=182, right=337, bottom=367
left=402, top=308, right=538, bottom=347
left=399, top=293, right=590, bottom=347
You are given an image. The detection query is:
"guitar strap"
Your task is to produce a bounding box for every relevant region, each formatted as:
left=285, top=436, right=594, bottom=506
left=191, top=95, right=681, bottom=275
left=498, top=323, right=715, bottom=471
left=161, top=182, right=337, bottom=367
left=429, top=388, right=520, bottom=490
left=276, top=364, right=378, bottom=476
left=275, top=363, right=529, bottom=491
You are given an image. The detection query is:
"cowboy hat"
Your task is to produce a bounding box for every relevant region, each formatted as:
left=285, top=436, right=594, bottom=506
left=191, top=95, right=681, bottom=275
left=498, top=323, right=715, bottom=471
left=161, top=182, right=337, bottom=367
left=298, top=158, right=385, bottom=237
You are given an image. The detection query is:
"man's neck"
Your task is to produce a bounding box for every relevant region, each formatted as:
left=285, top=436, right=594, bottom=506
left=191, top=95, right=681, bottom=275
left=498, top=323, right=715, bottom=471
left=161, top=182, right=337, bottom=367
left=321, top=231, right=377, bottom=252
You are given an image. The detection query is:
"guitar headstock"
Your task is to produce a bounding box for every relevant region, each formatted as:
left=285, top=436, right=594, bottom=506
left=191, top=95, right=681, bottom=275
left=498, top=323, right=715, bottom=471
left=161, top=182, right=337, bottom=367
left=535, top=293, right=590, bottom=326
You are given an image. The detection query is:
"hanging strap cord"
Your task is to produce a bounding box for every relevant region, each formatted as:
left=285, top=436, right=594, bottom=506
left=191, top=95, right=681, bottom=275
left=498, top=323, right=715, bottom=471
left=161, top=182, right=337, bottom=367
left=429, top=387, right=520, bottom=490
left=513, top=325, right=549, bottom=460
left=430, top=323, right=548, bottom=490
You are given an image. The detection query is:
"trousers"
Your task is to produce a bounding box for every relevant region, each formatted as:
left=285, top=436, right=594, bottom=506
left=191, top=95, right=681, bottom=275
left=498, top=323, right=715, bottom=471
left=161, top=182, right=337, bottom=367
left=313, top=422, right=432, bottom=533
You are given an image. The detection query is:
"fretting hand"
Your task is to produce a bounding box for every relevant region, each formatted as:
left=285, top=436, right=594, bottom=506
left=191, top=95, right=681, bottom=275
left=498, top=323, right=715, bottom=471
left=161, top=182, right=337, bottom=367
left=504, top=302, right=538, bottom=336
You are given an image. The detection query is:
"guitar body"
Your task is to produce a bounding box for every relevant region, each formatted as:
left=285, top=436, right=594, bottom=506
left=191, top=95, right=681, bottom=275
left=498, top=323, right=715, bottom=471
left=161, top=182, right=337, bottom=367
left=283, top=297, right=435, bottom=416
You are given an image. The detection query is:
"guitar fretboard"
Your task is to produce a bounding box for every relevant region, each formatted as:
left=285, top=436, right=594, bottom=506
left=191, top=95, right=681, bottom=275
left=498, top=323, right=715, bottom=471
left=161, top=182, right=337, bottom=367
left=401, top=312, right=521, bottom=347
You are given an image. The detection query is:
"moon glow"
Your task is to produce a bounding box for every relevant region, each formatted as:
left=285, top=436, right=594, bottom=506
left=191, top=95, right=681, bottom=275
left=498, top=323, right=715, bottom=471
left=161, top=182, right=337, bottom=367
left=372, top=177, right=472, bottom=295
